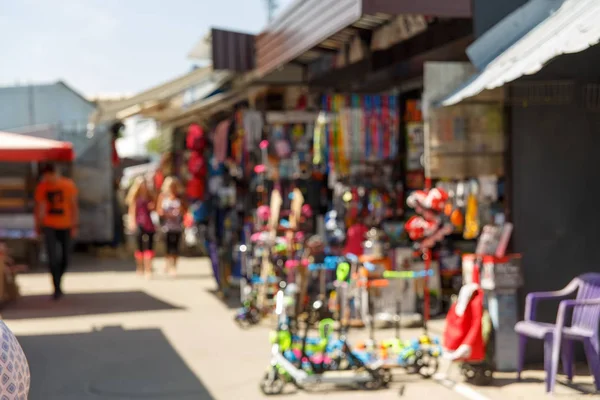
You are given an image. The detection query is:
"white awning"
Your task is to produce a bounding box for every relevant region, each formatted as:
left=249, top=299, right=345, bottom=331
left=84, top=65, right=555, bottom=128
left=441, top=0, right=600, bottom=106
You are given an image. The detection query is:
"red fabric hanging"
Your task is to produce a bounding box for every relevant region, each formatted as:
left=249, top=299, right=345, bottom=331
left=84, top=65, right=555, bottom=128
left=186, top=177, right=205, bottom=200
left=186, top=124, right=206, bottom=151
left=187, top=152, right=207, bottom=178
left=111, top=139, right=119, bottom=167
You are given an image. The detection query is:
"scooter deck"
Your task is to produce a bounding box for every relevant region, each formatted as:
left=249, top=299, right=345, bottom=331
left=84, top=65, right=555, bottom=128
left=304, top=370, right=374, bottom=384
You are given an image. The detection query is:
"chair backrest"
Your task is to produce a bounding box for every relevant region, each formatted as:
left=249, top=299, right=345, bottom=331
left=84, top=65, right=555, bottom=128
left=572, top=273, right=600, bottom=332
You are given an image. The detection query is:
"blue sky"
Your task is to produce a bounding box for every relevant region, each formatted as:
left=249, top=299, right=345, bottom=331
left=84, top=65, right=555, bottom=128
left=0, top=0, right=294, bottom=96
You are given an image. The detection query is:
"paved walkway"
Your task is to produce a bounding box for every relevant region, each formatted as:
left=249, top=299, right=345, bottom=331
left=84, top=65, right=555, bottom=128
left=1, top=256, right=596, bottom=399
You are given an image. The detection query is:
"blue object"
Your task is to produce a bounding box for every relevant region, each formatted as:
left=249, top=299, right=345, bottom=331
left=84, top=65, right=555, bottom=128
left=251, top=276, right=280, bottom=284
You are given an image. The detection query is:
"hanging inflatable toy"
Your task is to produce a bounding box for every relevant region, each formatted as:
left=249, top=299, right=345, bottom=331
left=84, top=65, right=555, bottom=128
left=257, top=205, right=271, bottom=225
left=301, top=204, right=313, bottom=219
left=404, top=216, right=439, bottom=242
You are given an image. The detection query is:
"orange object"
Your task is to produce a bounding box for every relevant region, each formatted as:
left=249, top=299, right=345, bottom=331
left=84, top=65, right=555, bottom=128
left=356, top=279, right=389, bottom=288
left=359, top=255, right=392, bottom=270
left=35, top=177, right=78, bottom=229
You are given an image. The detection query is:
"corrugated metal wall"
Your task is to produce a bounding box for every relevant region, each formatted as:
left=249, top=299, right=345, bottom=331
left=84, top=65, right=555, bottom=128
left=72, top=127, right=114, bottom=243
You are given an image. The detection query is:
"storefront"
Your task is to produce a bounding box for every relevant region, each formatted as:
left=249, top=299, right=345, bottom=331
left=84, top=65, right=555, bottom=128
left=432, top=0, right=600, bottom=362
left=0, top=131, right=74, bottom=303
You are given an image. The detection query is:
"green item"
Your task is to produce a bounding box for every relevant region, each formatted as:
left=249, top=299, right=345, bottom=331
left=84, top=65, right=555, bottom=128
left=270, top=330, right=292, bottom=351
left=336, top=262, right=351, bottom=282
left=318, top=318, right=335, bottom=340
left=383, top=270, right=415, bottom=279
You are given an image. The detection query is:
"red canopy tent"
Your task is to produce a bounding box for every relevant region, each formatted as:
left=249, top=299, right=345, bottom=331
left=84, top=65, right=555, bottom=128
left=0, top=131, right=74, bottom=162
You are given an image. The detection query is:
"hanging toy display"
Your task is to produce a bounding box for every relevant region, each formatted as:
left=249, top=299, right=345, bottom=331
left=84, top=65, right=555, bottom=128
left=463, top=180, right=480, bottom=240
left=404, top=187, right=455, bottom=251
left=315, top=94, right=400, bottom=176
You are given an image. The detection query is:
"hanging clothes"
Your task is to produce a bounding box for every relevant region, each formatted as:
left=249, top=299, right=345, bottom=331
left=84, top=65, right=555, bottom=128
left=213, top=120, right=230, bottom=163
left=243, top=110, right=264, bottom=150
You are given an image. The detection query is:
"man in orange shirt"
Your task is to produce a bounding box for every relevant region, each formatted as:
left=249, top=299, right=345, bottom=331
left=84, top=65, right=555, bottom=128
left=35, top=164, right=79, bottom=300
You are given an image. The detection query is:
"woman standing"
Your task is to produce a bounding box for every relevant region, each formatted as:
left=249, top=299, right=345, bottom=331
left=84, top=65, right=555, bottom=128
left=157, top=177, right=187, bottom=276
left=126, top=177, right=156, bottom=278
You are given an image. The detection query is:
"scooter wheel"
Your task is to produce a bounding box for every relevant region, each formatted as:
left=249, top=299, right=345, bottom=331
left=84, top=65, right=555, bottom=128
left=381, top=368, right=393, bottom=386
left=234, top=316, right=251, bottom=329
left=359, top=369, right=385, bottom=390
left=416, top=353, right=439, bottom=379
left=464, top=364, right=494, bottom=386
left=260, top=369, right=286, bottom=395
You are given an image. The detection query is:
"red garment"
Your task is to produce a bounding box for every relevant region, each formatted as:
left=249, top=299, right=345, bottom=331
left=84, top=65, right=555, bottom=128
left=443, top=288, right=485, bottom=362
left=343, top=224, right=368, bottom=257
left=188, top=152, right=207, bottom=178
left=186, top=177, right=205, bottom=200
left=111, top=139, right=119, bottom=167
left=153, top=171, right=164, bottom=192
left=186, top=124, right=206, bottom=151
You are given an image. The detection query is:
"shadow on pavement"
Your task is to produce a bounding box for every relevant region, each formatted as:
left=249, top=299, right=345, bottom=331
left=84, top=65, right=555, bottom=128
left=478, top=364, right=597, bottom=396
left=19, top=326, right=215, bottom=400
left=152, top=272, right=215, bottom=281
left=205, top=288, right=241, bottom=310
left=2, top=290, right=184, bottom=320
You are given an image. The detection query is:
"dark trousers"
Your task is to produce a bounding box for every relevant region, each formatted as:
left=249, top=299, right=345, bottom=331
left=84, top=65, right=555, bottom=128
left=43, top=227, right=70, bottom=294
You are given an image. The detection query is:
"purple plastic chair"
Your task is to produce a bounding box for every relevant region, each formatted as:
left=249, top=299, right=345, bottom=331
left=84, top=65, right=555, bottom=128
left=514, top=273, right=600, bottom=393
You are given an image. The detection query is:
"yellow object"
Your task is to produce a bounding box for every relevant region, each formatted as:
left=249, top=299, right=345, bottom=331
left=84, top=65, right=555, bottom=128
left=464, top=192, right=479, bottom=240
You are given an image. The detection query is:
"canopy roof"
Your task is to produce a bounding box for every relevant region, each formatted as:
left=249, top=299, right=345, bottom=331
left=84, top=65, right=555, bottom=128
left=441, top=0, right=600, bottom=106
left=0, top=131, right=74, bottom=162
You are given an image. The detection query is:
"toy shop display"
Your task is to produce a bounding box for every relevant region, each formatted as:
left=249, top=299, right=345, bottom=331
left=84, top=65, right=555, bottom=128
left=404, top=99, right=425, bottom=190
left=314, top=94, right=400, bottom=176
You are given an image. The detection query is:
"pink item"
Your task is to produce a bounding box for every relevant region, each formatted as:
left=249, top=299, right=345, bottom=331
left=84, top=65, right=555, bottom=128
left=285, top=260, right=299, bottom=269
left=295, top=231, right=305, bottom=242
left=134, top=251, right=143, bottom=260
left=259, top=140, right=269, bottom=149
left=143, top=250, right=155, bottom=259
left=254, top=164, right=266, bottom=174
left=213, top=120, right=231, bottom=163
left=301, top=204, right=313, bottom=218
left=257, top=205, right=271, bottom=222
left=343, top=223, right=368, bottom=257
left=310, top=355, right=331, bottom=364
left=250, top=232, right=262, bottom=242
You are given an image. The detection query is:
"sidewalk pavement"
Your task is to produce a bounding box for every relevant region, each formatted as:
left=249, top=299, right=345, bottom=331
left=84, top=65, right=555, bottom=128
left=0, top=255, right=596, bottom=400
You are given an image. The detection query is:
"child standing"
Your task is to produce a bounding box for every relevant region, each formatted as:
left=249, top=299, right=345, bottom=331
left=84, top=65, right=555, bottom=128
left=126, top=177, right=156, bottom=278
left=157, top=177, right=187, bottom=276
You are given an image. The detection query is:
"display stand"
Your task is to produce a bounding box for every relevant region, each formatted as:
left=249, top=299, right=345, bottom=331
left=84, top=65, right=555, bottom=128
left=462, top=224, right=522, bottom=372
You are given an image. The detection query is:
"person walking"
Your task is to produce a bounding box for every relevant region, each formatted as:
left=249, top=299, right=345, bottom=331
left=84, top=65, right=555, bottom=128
left=34, top=163, right=78, bottom=300
left=157, top=177, right=187, bottom=276
left=126, top=177, right=156, bottom=278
